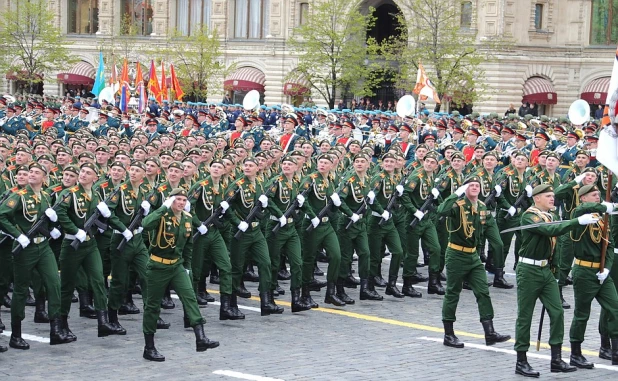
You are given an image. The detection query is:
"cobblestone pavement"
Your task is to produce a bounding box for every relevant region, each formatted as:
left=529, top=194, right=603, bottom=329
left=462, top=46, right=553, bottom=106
left=0, top=250, right=616, bottom=381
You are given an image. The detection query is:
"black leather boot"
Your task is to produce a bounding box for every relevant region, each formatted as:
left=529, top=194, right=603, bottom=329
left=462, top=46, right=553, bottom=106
left=61, top=315, right=77, bottom=342
left=237, top=280, right=251, bottom=298
left=209, top=266, right=220, bottom=284
left=219, top=294, right=241, bottom=320
left=373, top=274, right=387, bottom=288
left=0, top=343, right=6, bottom=352
left=260, top=292, right=284, bottom=316
left=97, top=310, right=119, bottom=337
left=160, top=287, right=175, bottom=309
left=409, top=272, right=428, bottom=284
left=156, top=317, right=170, bottom=329
left=301, top=285, right=319, bottom=308
left=194, top=324, right=219, bottom=352
left=324, top=282, right=345, bottom=306
left=335, top=278, right=355, bottom=304
left=78, top=291, right=96, bottom=318
left=550, top=344, right=577, bottom=373
left=275, top=285, right=285, bottom=296
left=9, top=321, right=29, bottom=350
left=49, top=317, right=72, bottom=345
left=600, top=334, right=612, bottom=360
left=0, top=308, right=4, bottom=332
left=313, top=263, right=324, bottom=276
left=481, top=319, right=510, bottom=345
left=34, top=296, right=49, bottom=323
left=278, top=259, right=291, bottom=280
left=230, top=292, right=245, bottom=319
left=196, top=281, right=208, bottom=306
left=291, top=288, right=311, bottom=312
left=462, top=281, right=472, bottom=290
left=359, top=278, right=383, bottom=300
left=25, top=290, right=35, bottom=306
left=243, top=263, right=259, bottom=282
left=569, top=341, right=593, bottom=369
left=2, top=294, right=10, bottom=308
left=428, top=272, right=445, bottom=295
left=143, top=333, right=165, bottom=362
left=343, top=267, right=360, bottom=288
left=443, top=321, right=463, bottom=348
left=119, top=290, right=140, bottom=315
left=611, top=338, right=618, bottom=365
left=493, top=268, right=514, bottom=289
left=385, top=276, right=405, bottom=298
left=308, top=277, right=327, bottom=291
left=515, top=351, right=539, bottom=377
left=402, top=277, right=422, bottom=298
left=478, top=244, right=487, bottom=263
left=559, top=287, right=570, bottom=309
left=108, top=308, right=127, bottom=335
left=565, top=276, right=573, bottom=285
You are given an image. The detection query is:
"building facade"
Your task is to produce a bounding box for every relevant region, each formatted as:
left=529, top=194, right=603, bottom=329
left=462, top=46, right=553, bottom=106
left=1, top=0, right=616, bottom=116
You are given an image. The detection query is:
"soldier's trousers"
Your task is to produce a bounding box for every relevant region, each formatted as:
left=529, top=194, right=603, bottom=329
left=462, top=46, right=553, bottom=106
left=368, top=216, right=403, bottom=278
left=0, top=238, right=14, bottom=299
left=403, top=219, right=440, bottom=276
left=59, top=238, right=108, bottom=315
left=338, top=220, right=370, bottom=280
left=557, top=234, right=574, bottom=286
left=302, top=220, right=341, bottom=284
left=193, top=229, right=232, bottom=295
left=570, top=265, right=618, bottom=342
left=231, top=225, right=271, bottom=293
left=11, top=242, right=61, bottom=321
left=107, top=234, right=149, bottom=311
left=600, top=252, right=618, bottom=337
left=393, top=208, right=407, bottom=266
left=143, top=259, right=204, bottom=334
left=497, top=215, right=520, bottom=269
left=96, top=231, right=112, bottom=281
left=437, top=218, right=448, bottom=271
left=267, top=222, right=302, bottom=290
left=442, top=248, right=494, bottom=322
left=514, top=264, right=564, bottom=352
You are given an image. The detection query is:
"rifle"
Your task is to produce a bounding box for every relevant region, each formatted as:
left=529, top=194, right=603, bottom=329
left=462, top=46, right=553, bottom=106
left=193, top=187, right=241, bottom=241
left=272, top=181, right=313, bottom=235
left=70, top=185, right=123, bottom=250
left=0, top=188, right=13, bottom=204
left=345, top=182, right=381, bottom=230
left=484, top=189, right=498, bottom=208
left=409, top=175, right=445, bottom=228
left=116, top=188, right=157, bottom=252
left=12, top=193, right=71, bottom=257
left=305, top=176, right=349, bottom=233
left=504, top=190, right=528, bottom=221
left=378, top=173, right=410, bottom=226
left=233, top=178, right=277, bottom=240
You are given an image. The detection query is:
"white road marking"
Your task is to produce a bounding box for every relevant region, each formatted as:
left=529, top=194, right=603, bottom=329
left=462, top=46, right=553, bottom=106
left=170, top=294, right=261, bottom=312
left=1, top=331, right=50, bottom=343
left=212, top=369, right=284, bottom=381
left=418, top=336, right=618, bottom=372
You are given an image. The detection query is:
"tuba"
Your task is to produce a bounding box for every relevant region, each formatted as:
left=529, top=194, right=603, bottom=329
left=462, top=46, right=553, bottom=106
left=568, top=99, right=590, bottom=125
left=396, top=95, right=416, bottom=118
left=242, top=90, right=261, bottom=114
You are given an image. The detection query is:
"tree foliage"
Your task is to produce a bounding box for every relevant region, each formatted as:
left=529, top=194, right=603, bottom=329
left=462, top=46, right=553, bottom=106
left=288, top=0, right=382, bottom=109
left=0, top=0, right=76, bottom=92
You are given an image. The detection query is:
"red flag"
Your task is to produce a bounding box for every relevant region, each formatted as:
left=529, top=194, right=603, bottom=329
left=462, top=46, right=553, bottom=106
left=135, top=62, right=146, bottom=113
left=170, top=64, right=184, bottom=101
left=134, top=62, right=144, bottom=91
left=160, top=61, right=168, bottom=103
left=120, top=58, right=129, bottom=85
left=147, top=60, right=161, bottom=102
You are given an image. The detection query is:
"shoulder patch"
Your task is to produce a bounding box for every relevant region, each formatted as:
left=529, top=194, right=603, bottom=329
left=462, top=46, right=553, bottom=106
left=158, top=184, right=167, bottom=192
left=531, top=215, right=541, bottom=223
left=456, top=199, right=466, bottom=207
left=7, top=198, right=16, bottom=208
left=110, top=194, right=119, bottom=203
left=70, top=185, right=80, bottom=193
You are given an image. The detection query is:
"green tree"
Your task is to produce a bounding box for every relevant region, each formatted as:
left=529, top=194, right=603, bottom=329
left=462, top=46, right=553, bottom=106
left=0, top=0, right=76, bottom=93
left=149, top=27, right=233, bottom=102
left=383, top=0, right=508, bottom=111
left=288, top=0, right=382, bottom=109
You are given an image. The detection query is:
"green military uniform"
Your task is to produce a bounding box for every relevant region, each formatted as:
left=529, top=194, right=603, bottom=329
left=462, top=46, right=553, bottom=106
left=495, top=164, right=526, bottom=269
left=435, top=164, right=465, bottom=272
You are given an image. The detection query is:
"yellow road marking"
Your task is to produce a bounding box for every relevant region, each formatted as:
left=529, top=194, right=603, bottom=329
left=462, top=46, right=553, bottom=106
left=208, top=289, right=599, bottom=356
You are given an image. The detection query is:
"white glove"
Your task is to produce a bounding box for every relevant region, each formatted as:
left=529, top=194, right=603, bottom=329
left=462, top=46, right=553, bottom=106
left=455, top=184, right=470, bottom=197
left=184, top=202, right=191, bottom=212
left=98, top=228, right=105, bottom=234
left=75, top=229, right=87, bottom=242
left=122, top=229, right=133, bottom=241
left=431, top=188, right=440, bottom=199
left=578, top=213, right=600, bottom=225
left=311, top=217, right=320, bottom=228
left=220, top=200, right=230, bottom=214
left=141, top=200, right=151, bottom=216
left=414, top=210, right=424, bottom=221
left=279, top=215, right=287, bottom=227
left=16, top=234, right=30, bottom=248
left=136, top=227, right=143, bottom=234
left=507, top=206, right=517, bottom=217
left=597, top=268, right=610, bottom=284
left=381, top=210, right=390, bottom=221
left=97, top=202, right=111, bottom=218
left=186, top=268, right=190, bottom=276
left=238, top=221, right=249, bottom=232
left=351, top=213, right=360, bottom=223
left=494, top=185, right=502, bottom=197
left=574, top=173, right=586, bottom=184
left=296, top=194, right=305, bottom=207
left=396, top=184, right=404, bottom=196
left=367, top=191, right=376, bottom=204
left=525, top=185, right=533, bottom=198
left=50, top=228, right=61, bottom=240
left=258, top=194, right=268, bottom=208
left=603, top=201, right=614, bottom=213
left=163, top=196, right=176, bottom=208
left=197, top=225, right=208, bottom=235
left=330, top=193, right=341, bottom=206
left=45, top=208, right=58, bottom=222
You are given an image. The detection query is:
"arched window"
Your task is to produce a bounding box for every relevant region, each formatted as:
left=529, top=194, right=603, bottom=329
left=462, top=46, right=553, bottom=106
left=177, top=0, right=211, bottom=36
left=68, top=0, right=99, bottom=34
left=234, top=0, right=270, bottom=39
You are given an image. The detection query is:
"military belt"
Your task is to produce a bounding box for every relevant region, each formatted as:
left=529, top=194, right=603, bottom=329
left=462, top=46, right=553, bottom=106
left=518, top=257, right=549, bottom=267
left=32, top=236, right=46, bottom=245
left=150, top=255, right=178, bottom=265
left=64, top=234, right=91, bottom=242
left=447, top=243, right=476, bottom=253
left=269, top=215, right=294, bottom=224
left=113, top=229, right=142, bottom=235
left=574, top=259, right=600, bottom=269
left=251, top=221, right=259, bottom=228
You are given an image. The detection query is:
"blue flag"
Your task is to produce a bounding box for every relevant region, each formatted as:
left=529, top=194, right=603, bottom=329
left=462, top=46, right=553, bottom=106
left=92, top=51, right=105, bottom=97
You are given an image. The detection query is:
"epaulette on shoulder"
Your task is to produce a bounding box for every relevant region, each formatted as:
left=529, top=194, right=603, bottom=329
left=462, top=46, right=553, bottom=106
left=69, top=185, right=80, bottom=193
left=52, top=185, right=63, bottom=193
left=9, top=186, right=19, bottom=193
left=348, top=176, right=356, bottom=183
left=7, top=165, right=15, bottom=171
left=158, top=184, right=167, bottom=192
left=456, top=199, right=466, bottom=207
left=477, top=170, right=484, bottom=176
left=16, top=188, right=28, bottom=196
left=42, top=190, right=48, bottom=195
left=309, top=173, right=318, bottom=180
left=448, top=172, right=454, bottom=178
left=50, top=166, right=58, bottom=173
left=200, top=179, right=209, bottom=186
left=235, top=178, right=245, bottom=186
left=478, top=200, right=486, bottom=207
left=100, top=181, right=109, bottom=189
left=183, top=211, right=192, bottom=218
left=379, top=173, right=386, bottom=178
